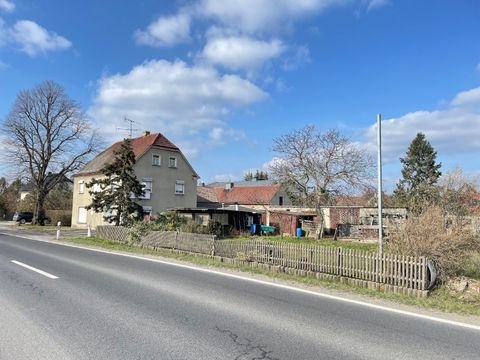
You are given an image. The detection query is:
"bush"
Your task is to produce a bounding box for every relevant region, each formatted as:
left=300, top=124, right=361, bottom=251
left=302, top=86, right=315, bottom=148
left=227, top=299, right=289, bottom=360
left=387, top=206, right=480, bottom=282
left=206, top=220, right=223, bottom=237
left=47, top=210, right=72, bottom=227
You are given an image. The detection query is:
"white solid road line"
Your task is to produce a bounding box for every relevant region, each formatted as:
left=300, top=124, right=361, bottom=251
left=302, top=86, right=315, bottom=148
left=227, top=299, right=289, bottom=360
left=3, top=233, right=480, bottom=332
left=11, top=260, right=59, bottom=279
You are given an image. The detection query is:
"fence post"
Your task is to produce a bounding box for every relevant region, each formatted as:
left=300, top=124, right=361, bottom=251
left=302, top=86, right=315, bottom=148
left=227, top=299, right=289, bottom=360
left=211, top=235, right=216, bottom=256
left=174, top=231, right=179, bottom=250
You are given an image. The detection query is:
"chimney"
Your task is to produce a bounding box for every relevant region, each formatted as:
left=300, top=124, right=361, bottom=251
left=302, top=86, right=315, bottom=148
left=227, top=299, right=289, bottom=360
left=144, top=130, right=150, bottom=136
left=224, top=182, right=234, bottom=191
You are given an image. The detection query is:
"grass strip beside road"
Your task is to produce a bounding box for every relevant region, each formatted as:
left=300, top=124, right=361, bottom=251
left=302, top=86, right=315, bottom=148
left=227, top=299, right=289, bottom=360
left=57, top=236, right=480, bottom=317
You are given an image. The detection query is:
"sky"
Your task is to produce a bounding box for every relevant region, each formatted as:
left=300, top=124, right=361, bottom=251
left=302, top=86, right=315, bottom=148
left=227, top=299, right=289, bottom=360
left=1, top=0, right=479, bottom=191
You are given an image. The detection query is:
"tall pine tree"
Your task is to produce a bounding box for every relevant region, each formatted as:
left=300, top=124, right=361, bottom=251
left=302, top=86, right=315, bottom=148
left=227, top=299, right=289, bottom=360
left=87, top=139, right=145, bottom=225
left=393, top=133, right=441, bottom=214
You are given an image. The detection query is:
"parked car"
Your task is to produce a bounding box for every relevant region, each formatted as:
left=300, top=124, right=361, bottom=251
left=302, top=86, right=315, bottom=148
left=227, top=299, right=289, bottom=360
left=12, top=211, right=33, bottom=224
left=12, top=211, right=51, bottom=224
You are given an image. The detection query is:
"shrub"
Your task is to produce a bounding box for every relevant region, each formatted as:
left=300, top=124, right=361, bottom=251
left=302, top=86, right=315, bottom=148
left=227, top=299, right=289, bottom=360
left=387, top=206, right=480, bottom=282
left=206, top=220, right=223, bottom=237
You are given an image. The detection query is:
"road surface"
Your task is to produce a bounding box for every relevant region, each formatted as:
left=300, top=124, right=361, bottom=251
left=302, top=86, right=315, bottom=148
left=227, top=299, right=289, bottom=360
left=0, top=233, right=479, bottom=359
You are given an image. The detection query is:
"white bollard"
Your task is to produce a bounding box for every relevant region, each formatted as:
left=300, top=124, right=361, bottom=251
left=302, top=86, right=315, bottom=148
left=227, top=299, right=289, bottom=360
left=87, top=225, right=91, bottom=238
left=56, top=221, right=61, bottom=240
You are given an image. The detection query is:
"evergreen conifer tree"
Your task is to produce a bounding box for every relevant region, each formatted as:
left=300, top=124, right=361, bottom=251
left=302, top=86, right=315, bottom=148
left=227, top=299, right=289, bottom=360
left=393, top=133, right=441, bottom=213
left=87, top=139, right=145, bottom=225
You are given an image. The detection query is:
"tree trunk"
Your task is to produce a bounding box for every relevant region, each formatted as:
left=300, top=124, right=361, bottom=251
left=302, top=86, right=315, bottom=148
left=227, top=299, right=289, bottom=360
left=35, top=191, right=47, bottom=226
left=315, top=207, right=325, bottom=240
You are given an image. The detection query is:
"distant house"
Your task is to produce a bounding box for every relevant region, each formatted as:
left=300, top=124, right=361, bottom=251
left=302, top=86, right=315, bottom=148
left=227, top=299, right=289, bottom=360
left=194, top=180, right=303, bottom=235
left=71, top=131, right=198, bottom=229
left=197, top=180, right=293, bottom=208
left=20, top=173, right=73, bottom=200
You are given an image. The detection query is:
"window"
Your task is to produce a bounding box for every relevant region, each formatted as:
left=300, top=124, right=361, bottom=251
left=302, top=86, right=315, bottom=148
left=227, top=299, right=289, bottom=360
left=152, top=154, right=161, bottom=166
left=279, top=196, right=283, bottom=206
left=169, top=156, right=177, bottom=168
left=140, top=179, right=153, bottom=200
left=175, top=180, right=185, bottom=195
left=78, top=207, right=87, bottom=224
left=78, top=180, right=85, bottom=194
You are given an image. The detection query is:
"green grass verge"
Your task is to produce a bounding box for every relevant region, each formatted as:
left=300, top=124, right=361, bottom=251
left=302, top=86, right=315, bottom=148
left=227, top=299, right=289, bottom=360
left=58, top=236, right=480, bottom=317
left=224, top=235, right=378, bottom=252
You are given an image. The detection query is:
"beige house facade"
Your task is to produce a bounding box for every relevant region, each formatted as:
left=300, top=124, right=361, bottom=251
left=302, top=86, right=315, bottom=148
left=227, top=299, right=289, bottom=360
left=71, top=132, right=198, bottom=229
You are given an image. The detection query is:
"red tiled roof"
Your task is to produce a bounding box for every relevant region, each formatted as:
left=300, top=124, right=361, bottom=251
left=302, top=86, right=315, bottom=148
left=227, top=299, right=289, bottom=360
left=76, top=133, right=179, bottom=175
left=197, top=187, right=218, bottom=203
left=212, top=184, right=281, bottom=205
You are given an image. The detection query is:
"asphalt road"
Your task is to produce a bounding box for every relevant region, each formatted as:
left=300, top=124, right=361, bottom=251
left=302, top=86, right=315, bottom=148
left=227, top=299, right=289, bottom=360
left=0, top=233, right=479, bottom=360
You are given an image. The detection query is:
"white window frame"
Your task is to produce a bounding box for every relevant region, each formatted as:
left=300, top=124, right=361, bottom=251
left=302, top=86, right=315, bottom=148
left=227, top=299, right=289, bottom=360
left=168, top=156, right=177, bottom=168
left=175, top=180, right=185, bottom=195
left=152, top=154, right=161, bottom=166
left=78, top=180, right=85, bottom=194
left=78, top=207, right=87, bottom=224
left=140, top=179, right=153, bottom=200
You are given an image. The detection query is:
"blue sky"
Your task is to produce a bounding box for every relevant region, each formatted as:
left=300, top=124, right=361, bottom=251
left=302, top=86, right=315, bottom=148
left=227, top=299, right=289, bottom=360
left=1, top=0, right=480, bottom=190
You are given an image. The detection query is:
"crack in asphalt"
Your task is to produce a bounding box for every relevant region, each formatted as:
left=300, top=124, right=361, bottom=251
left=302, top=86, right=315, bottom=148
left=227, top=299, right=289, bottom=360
left=215, top=326, right=280, bottom=360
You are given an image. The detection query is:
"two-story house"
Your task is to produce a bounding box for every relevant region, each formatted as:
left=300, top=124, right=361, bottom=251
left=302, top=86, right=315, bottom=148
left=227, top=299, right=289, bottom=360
left=71, top=131, right=198, bottom=229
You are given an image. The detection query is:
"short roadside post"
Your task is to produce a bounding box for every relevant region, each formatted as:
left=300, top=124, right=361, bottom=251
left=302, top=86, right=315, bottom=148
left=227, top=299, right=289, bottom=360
left=56, top=221, right=61, bottom=240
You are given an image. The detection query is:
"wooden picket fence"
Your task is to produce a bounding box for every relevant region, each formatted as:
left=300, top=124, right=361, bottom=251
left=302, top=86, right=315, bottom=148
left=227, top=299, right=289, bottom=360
left=96, top=226, right=430, bottom=292
left=214, top=240, right=429, bottom=291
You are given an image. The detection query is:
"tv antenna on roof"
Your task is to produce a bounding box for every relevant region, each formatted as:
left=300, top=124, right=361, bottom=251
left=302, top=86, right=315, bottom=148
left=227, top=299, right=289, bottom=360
left=116, top=117, right=139, bottom=138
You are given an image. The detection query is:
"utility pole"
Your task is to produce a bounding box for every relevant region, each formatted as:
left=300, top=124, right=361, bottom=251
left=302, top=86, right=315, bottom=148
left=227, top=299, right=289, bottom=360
left=116, top=116, right=139, bottom=138
left=377, top=114, right=383, bottom=256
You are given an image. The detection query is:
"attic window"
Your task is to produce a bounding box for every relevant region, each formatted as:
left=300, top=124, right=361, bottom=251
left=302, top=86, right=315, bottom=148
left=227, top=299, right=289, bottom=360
left=78, top=180, right=85, bottom=194
left=169, top=156, right=177, bottom=168
left=152, top=154, right=161, bottom=166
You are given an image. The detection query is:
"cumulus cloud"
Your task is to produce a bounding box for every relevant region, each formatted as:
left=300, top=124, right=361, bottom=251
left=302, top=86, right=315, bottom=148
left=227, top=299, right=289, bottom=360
left=89, top=59, right=267, bottom=147
left=364, top=87, right=480, bottom=163
left=202, top=36, right=285, bottom=71
left=0, top=0, right=14, bottom=12
left=134, top=13, right=191, bottom=47
left=1, top=20, right=71, bottom=56
left=451, top=87, right=480, bottom=108
left=196, top=0, right=342, bottom=34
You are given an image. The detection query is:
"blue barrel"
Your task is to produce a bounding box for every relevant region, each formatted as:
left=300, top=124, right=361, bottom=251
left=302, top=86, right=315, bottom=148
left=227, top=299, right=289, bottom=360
left=296, top=228, right=303, bottom=237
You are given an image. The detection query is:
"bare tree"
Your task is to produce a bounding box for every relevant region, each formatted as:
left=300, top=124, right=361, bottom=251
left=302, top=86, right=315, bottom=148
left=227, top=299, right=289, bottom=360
left=2, top=81, right=101, bottom=224
left=270, top=126, right=374, bottom=238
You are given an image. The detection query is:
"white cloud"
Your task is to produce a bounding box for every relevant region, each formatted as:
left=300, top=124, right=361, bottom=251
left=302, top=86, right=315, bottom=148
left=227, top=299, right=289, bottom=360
left=451, top=87, right=480, bottom=107
left=197, top=0, right=344, bottom=34
left=364, top=87, right=480, bottom=163
left=0, top=0, right=14, bottom=12
left=211, top=173, right=241, bottom=182
left=5, top=20, right=71, bottom=56
left=366, top=0, right=390, bottom=12
left=202, top=36, right=285, bottom=71
left=134, top=13, right=190, bottom=47
left=282, top=45, right=311, bottom=70
left=89, top=59, right=268, bottom=146
left=209, top=126, right=245, bottom=144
